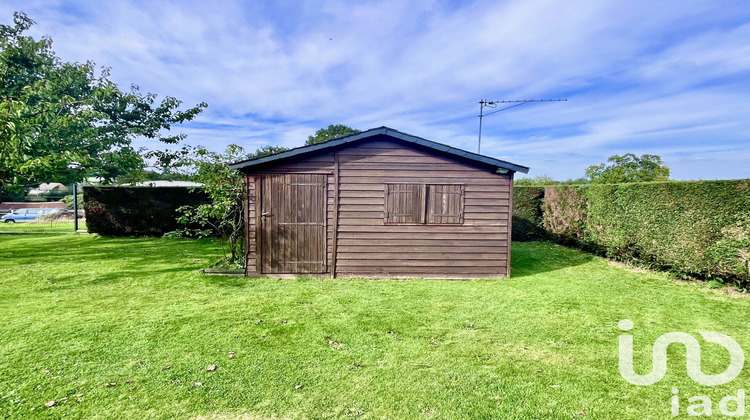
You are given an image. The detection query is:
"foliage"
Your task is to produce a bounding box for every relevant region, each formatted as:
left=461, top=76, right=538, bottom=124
left=511, top=186, right=546, bottom=241
left=61, top=193, right=84, bottom=209
left=305, top=124, right=360, bottom=145
left=250, top=145, right=289, bottom=158
left=514, top=175, right=559, bottom=186
left=3, top=235, right=750, bottom=418
left=514, top=180, right=750, bottom=287
left=541, top=186, right=587, bottom=241
left=0, top=12, right=206, bottom=198
left=585, top=154, right=670, bottom=184
left=706, top=214, right=750, bottom=282
left=561, top=177, right=590, bottom=185
left=116, top=170, right=193, bottom=185
left=174, top=145, right=247, bottom=264
left=585, top=181, right=750, bottom=287
left=83, top=186, right=209, bottom=236
left=174, top=144, right=289, bottom=266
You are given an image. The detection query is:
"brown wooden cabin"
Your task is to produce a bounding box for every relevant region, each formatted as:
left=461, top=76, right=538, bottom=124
left=229, top=127, right=529, bottom=279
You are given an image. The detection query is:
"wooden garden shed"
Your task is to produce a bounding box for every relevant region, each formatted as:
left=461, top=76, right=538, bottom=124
left=229, top=127, right=529, bottom=279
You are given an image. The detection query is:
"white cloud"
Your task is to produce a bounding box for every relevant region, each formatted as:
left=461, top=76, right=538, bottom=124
left=2, top=0, right=749, bottom=180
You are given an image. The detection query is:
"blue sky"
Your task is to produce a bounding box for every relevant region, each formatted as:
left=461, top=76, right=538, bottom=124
left=3, top=0, right=750, bottom=180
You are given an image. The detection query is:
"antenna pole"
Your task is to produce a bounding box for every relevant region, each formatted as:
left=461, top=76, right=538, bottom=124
left=477, top=98, right=567, bottom=154
left=478, top=100, right=485, bottom=154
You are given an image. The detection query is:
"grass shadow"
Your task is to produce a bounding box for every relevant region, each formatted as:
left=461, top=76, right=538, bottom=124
left=511, top=241, right=595, bottom=278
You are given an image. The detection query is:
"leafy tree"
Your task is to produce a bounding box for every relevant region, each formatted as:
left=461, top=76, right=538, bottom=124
left=585, top=154, right=670, bottom=184
left=0, top=12, right=206, bottom=199
left=562, top=178, right=590, bottom=185
left=173, top=144, right=288, bottom=266
left=305, top=124, right=360, bottom=145
left=514, top=175, right=559, bottom=186
left=115, top=170, right=193, bottom=185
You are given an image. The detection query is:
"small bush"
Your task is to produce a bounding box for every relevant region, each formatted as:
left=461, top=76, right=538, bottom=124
left=61, top=193, right=84, bottom=209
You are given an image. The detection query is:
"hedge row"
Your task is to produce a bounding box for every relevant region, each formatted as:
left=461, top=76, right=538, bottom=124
left=511, top=187, right=545, bottom=241
left=84, top=186, right=209, bottom=236
left=513, top=180, right=750, bottom=286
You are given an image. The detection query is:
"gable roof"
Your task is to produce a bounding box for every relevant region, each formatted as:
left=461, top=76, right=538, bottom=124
left=229, top=126, right=529, bottom=174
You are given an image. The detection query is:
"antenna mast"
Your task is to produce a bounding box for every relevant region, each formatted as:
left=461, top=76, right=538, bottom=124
left=477, top=99, right=567, bottom=154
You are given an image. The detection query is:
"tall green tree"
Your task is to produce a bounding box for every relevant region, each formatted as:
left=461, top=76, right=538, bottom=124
left=585, top=154, right=670, bottom=184
left=305, top=124, right=360, bottom=145
left=0, top=12, right=206, bottom=199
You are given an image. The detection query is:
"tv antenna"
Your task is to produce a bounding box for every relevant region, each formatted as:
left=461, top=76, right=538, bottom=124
left=477, top=99, right=567, bottom=154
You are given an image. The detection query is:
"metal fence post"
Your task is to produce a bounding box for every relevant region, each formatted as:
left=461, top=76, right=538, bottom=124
left=73, top=183, right=78, bottom=232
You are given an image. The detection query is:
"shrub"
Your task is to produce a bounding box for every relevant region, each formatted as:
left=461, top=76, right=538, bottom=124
left=84, top=186, right=209, bottom=236
left=61, top=193, right=84, bottom=209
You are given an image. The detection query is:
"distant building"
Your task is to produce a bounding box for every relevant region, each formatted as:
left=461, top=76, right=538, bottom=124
left=27, top=183, right=70, bottom=199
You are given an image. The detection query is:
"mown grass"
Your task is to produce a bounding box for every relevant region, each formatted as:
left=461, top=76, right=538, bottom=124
left=0, top=235, right=748, bottom=419
left=0, top=220, right=86, bottom=233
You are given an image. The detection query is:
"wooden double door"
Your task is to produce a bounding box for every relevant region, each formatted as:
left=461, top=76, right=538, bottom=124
left=259, top=174, right=327, bottom=273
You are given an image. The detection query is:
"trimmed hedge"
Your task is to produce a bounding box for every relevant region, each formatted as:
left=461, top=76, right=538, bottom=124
left=84, top=186, right=209, bottom=236
left=514, top=180, right=750, bottom=286
left=511, top=186, right=546, bottom=241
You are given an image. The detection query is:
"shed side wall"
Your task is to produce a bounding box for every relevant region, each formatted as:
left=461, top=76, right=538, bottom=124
left=335, top=139, right=511, bottom=278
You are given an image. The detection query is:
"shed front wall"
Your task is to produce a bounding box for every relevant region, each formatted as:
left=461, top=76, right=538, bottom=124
left=244, top=136, right=512, bottom=278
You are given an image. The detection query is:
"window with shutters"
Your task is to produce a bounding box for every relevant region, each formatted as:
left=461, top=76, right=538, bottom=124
left=384, top=183, right=423, bottom=224
left=426, top=184, right=464, bottom=224
left=384, top=183, right=464, bottom=225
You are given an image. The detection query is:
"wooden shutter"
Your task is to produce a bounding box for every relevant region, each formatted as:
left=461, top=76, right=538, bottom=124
left=384, top=183, right=423, bottom=224
left=426, top=184, right=464, bottom=224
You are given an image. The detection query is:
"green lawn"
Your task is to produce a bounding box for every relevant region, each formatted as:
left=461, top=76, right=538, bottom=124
left=0, top=220, right=85, bottom=233
left=0, top=235, right=748, bottom=419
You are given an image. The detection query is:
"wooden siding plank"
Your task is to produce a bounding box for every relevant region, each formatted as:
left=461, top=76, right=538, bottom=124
left=337, top=259, right=506, bottom=267
left=336, top=231, right=508, bottom=239
left=336, top=246, right=508, bottom=253
left=507, top=171, right=514, bottom=277
left=338, top=176, right=509, bottom=185
left=338, top=183, right=510, bottom=192
left=331, top=152, right=340, bottom=277
left=337, top=238, right=508, bottom=246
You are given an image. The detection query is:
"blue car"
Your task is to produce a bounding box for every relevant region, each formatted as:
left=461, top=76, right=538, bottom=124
left=1, top=208, right=61, bottom=223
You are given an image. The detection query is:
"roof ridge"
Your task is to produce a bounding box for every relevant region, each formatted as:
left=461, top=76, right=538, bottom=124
left=229, top=127, right=529, bottom=173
